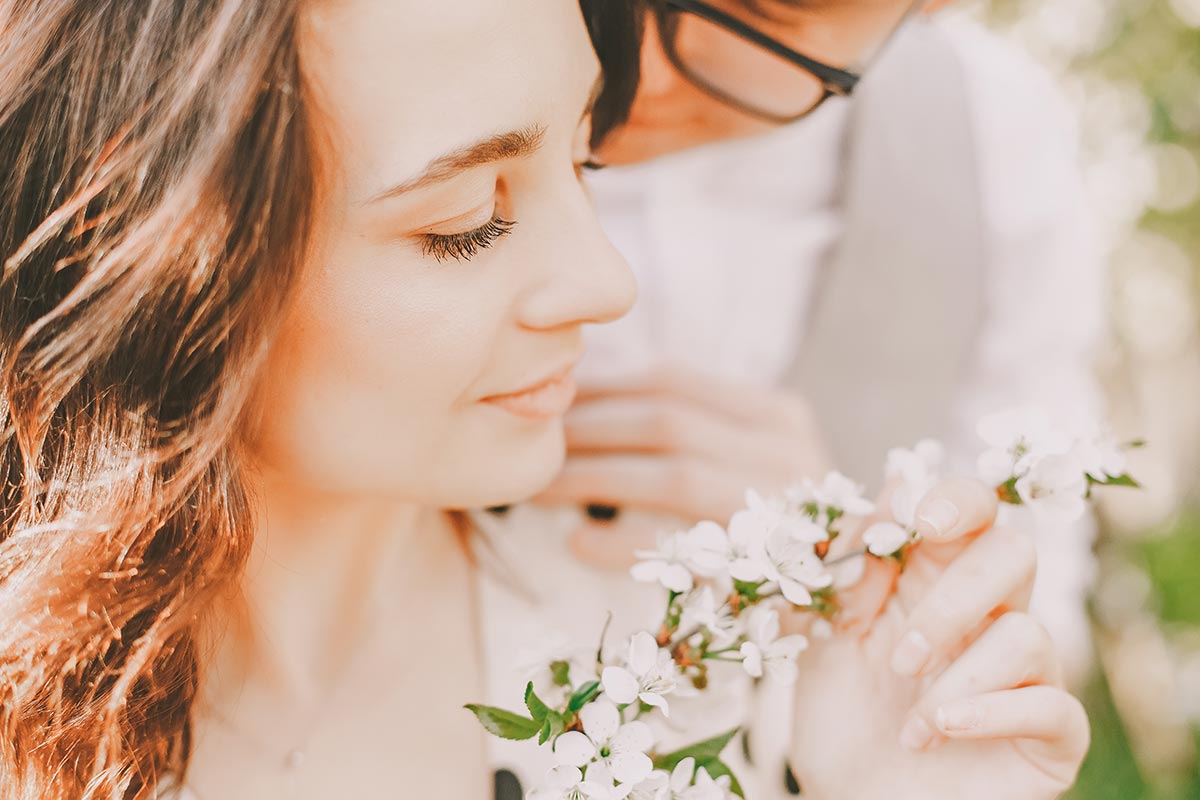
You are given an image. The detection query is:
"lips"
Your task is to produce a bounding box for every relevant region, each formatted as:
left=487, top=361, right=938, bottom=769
left=480, top=364, right=578, bottom=420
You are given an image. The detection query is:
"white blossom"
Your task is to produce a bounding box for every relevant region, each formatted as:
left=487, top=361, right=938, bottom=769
left=627, top=770, right=672, bottom=800
left=885, top=438, right=945, bottom=482
left=579, top=760, right=635, bottom=800
left=1070, top=429, right=1128, bottom=481
left=1015, top=453, right=1089, bottom=523
left=738, top=606, right=808, bottom=682
left=885, top=439, right=944, bottom=527
left=553, top=731, right=598, bottom=769
left=976, top=406, right=1072, bottom=486
left=677, top=586, right=738, bottom=646
left=577, top=700, right=655, bottom=786
left=602, top=632, right=679, bottom=716
left=682, top=765, right=736, bottom=800
left=789, top=471, right=876, bottom=518
left=632, top=532, right=696, bottom=592
left=680, top=521, right=732, bottom=577
left=731, top=527, right=832, bottom=606
left=529, top=765, right=588, bottom=800
left=861, top=521, right=912, bottom=557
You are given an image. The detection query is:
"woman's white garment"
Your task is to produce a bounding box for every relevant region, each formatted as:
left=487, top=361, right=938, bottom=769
left=480, top=14, right=1104, bottom=798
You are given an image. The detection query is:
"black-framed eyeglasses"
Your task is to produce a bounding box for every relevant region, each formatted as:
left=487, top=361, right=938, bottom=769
left=650, top=0, right=925, bottom=123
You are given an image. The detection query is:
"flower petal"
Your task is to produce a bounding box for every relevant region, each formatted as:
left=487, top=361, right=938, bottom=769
left=627, top=631, right=659, bottom=676
left=601, top=666, right=641, bottom=705
left=630, top=560, right=664, bottom=584
left=670, top=757, right=696, bottom=791
left=610, top=751, right=654, bottom=785
left=611, top=720, right=655, bottom=755
left=862, top=521, right=909, bottom=557
left=580, top=699, right=621, bottom=744
left=728, top=558, right=765, bottom=583
left=779, top=577, right=814, bottom=607
left=554, top=731, right=597, bottom=767
left=661, top=563, right=694, bottom=593
left=740, top=642, right=764, bottom=678
left=638, top=691, right=670, bottom=717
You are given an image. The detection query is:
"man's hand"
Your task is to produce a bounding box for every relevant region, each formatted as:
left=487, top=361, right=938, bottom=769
left=789, top=479, right=1090, bottom=800
left=534, top=364, right=832, bottom=567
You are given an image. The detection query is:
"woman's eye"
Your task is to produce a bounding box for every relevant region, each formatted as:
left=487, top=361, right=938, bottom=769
left=575, top=157, right=607, bottom=180
left=421, top=216, right=517, bottom=263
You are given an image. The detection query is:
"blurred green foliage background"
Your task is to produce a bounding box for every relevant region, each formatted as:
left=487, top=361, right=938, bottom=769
left=975, top=0, right=1200, bottom=796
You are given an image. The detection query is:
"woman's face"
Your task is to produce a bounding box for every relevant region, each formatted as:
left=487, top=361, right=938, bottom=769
left=249, top=0, right=636, bottom=508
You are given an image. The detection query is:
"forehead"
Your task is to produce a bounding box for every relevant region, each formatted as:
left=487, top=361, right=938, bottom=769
left=299, top=0, right=595, bottom=192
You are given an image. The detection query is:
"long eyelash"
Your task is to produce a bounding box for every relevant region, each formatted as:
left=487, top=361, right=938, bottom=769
left=422, top=217, right=517, bottom=263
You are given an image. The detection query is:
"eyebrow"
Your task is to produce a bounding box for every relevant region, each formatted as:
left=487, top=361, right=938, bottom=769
left=363, top=125, right=547, bottom=205
left=362, top=72, right=604, bottom=207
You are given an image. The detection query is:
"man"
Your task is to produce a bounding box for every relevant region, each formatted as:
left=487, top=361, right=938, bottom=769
left=480, top=0, right=1103, bottom=796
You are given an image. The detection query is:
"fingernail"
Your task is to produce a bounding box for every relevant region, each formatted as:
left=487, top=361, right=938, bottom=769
left=890, top=630, right=932, bottom=677
left=936, top=700, right=983, bottom=732
left=899, top=715, right=935, bottom=750
left=914, top=498, right=960, bottom=540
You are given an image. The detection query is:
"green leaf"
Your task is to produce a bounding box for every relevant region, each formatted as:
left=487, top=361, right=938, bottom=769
left=1102, top=473, right=1142, bottom=488
left=464, top=704, right=542, bottom=741
left=567, top=680, right=601, bottom=712
left=538, top=711, right=566, bottom=745
left=733, top=580, right=761, bottom=601
left=524, top=682, right=552, bottom=723
left=549, top=660, right=572, bottom=687
left=652, top=727, right=740, bottom=770
left=700, top=758, right=745, bottom=798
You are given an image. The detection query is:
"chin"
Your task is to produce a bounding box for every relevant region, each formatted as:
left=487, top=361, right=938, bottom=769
left=444, top=420, right=567, bottom=509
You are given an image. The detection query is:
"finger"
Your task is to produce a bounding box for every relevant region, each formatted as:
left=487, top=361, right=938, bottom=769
left=568, top=518, right=664, bottom=571
left=889, top=524, right=1038, bottom=678
left=532, top=454, right=753, bottom=523
left=575, top=363, right=815, bottom=432
left=563, top=397, right=803, bottom=477
left=911, top=477, right=999, bottom=549
left=935, top=685, right=1089, bottom=747
left=899, top=612, right=1063, bottom=751
left=934, top=687, right=1090, bottom=783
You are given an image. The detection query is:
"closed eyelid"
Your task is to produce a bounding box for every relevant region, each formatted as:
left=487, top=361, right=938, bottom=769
left=417, top=204, right=495, bottom=236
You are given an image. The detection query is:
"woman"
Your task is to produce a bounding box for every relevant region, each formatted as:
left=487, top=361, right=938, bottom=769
left=0, top=0, right=635, bottom=797
left=0, top=1, right=1085, bottom=799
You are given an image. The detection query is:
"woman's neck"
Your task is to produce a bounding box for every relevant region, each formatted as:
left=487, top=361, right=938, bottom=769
left=202, top=469, right=464, bottom=705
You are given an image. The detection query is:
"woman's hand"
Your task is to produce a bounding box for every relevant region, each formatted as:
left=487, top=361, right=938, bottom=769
left=533, top=363, right=832, bottom=568
left=787, top=479, right=1090, bottom=800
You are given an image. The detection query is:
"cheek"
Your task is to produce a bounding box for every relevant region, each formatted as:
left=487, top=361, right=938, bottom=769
left=250, top=254, right=500, bottom=497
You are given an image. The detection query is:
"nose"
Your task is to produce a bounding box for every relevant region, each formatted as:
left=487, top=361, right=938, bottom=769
left=515, top=183, right=637, bottom=332
left=637, top=14, right=680, bottom=101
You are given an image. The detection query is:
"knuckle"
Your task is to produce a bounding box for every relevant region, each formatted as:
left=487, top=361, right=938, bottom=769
left=995, top=611, right=1052, bottom=662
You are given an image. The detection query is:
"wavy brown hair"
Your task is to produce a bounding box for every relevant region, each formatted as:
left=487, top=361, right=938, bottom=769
left=0, top=1, right=641, bottom=798
left=0, top=1, right=318, bottom=797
